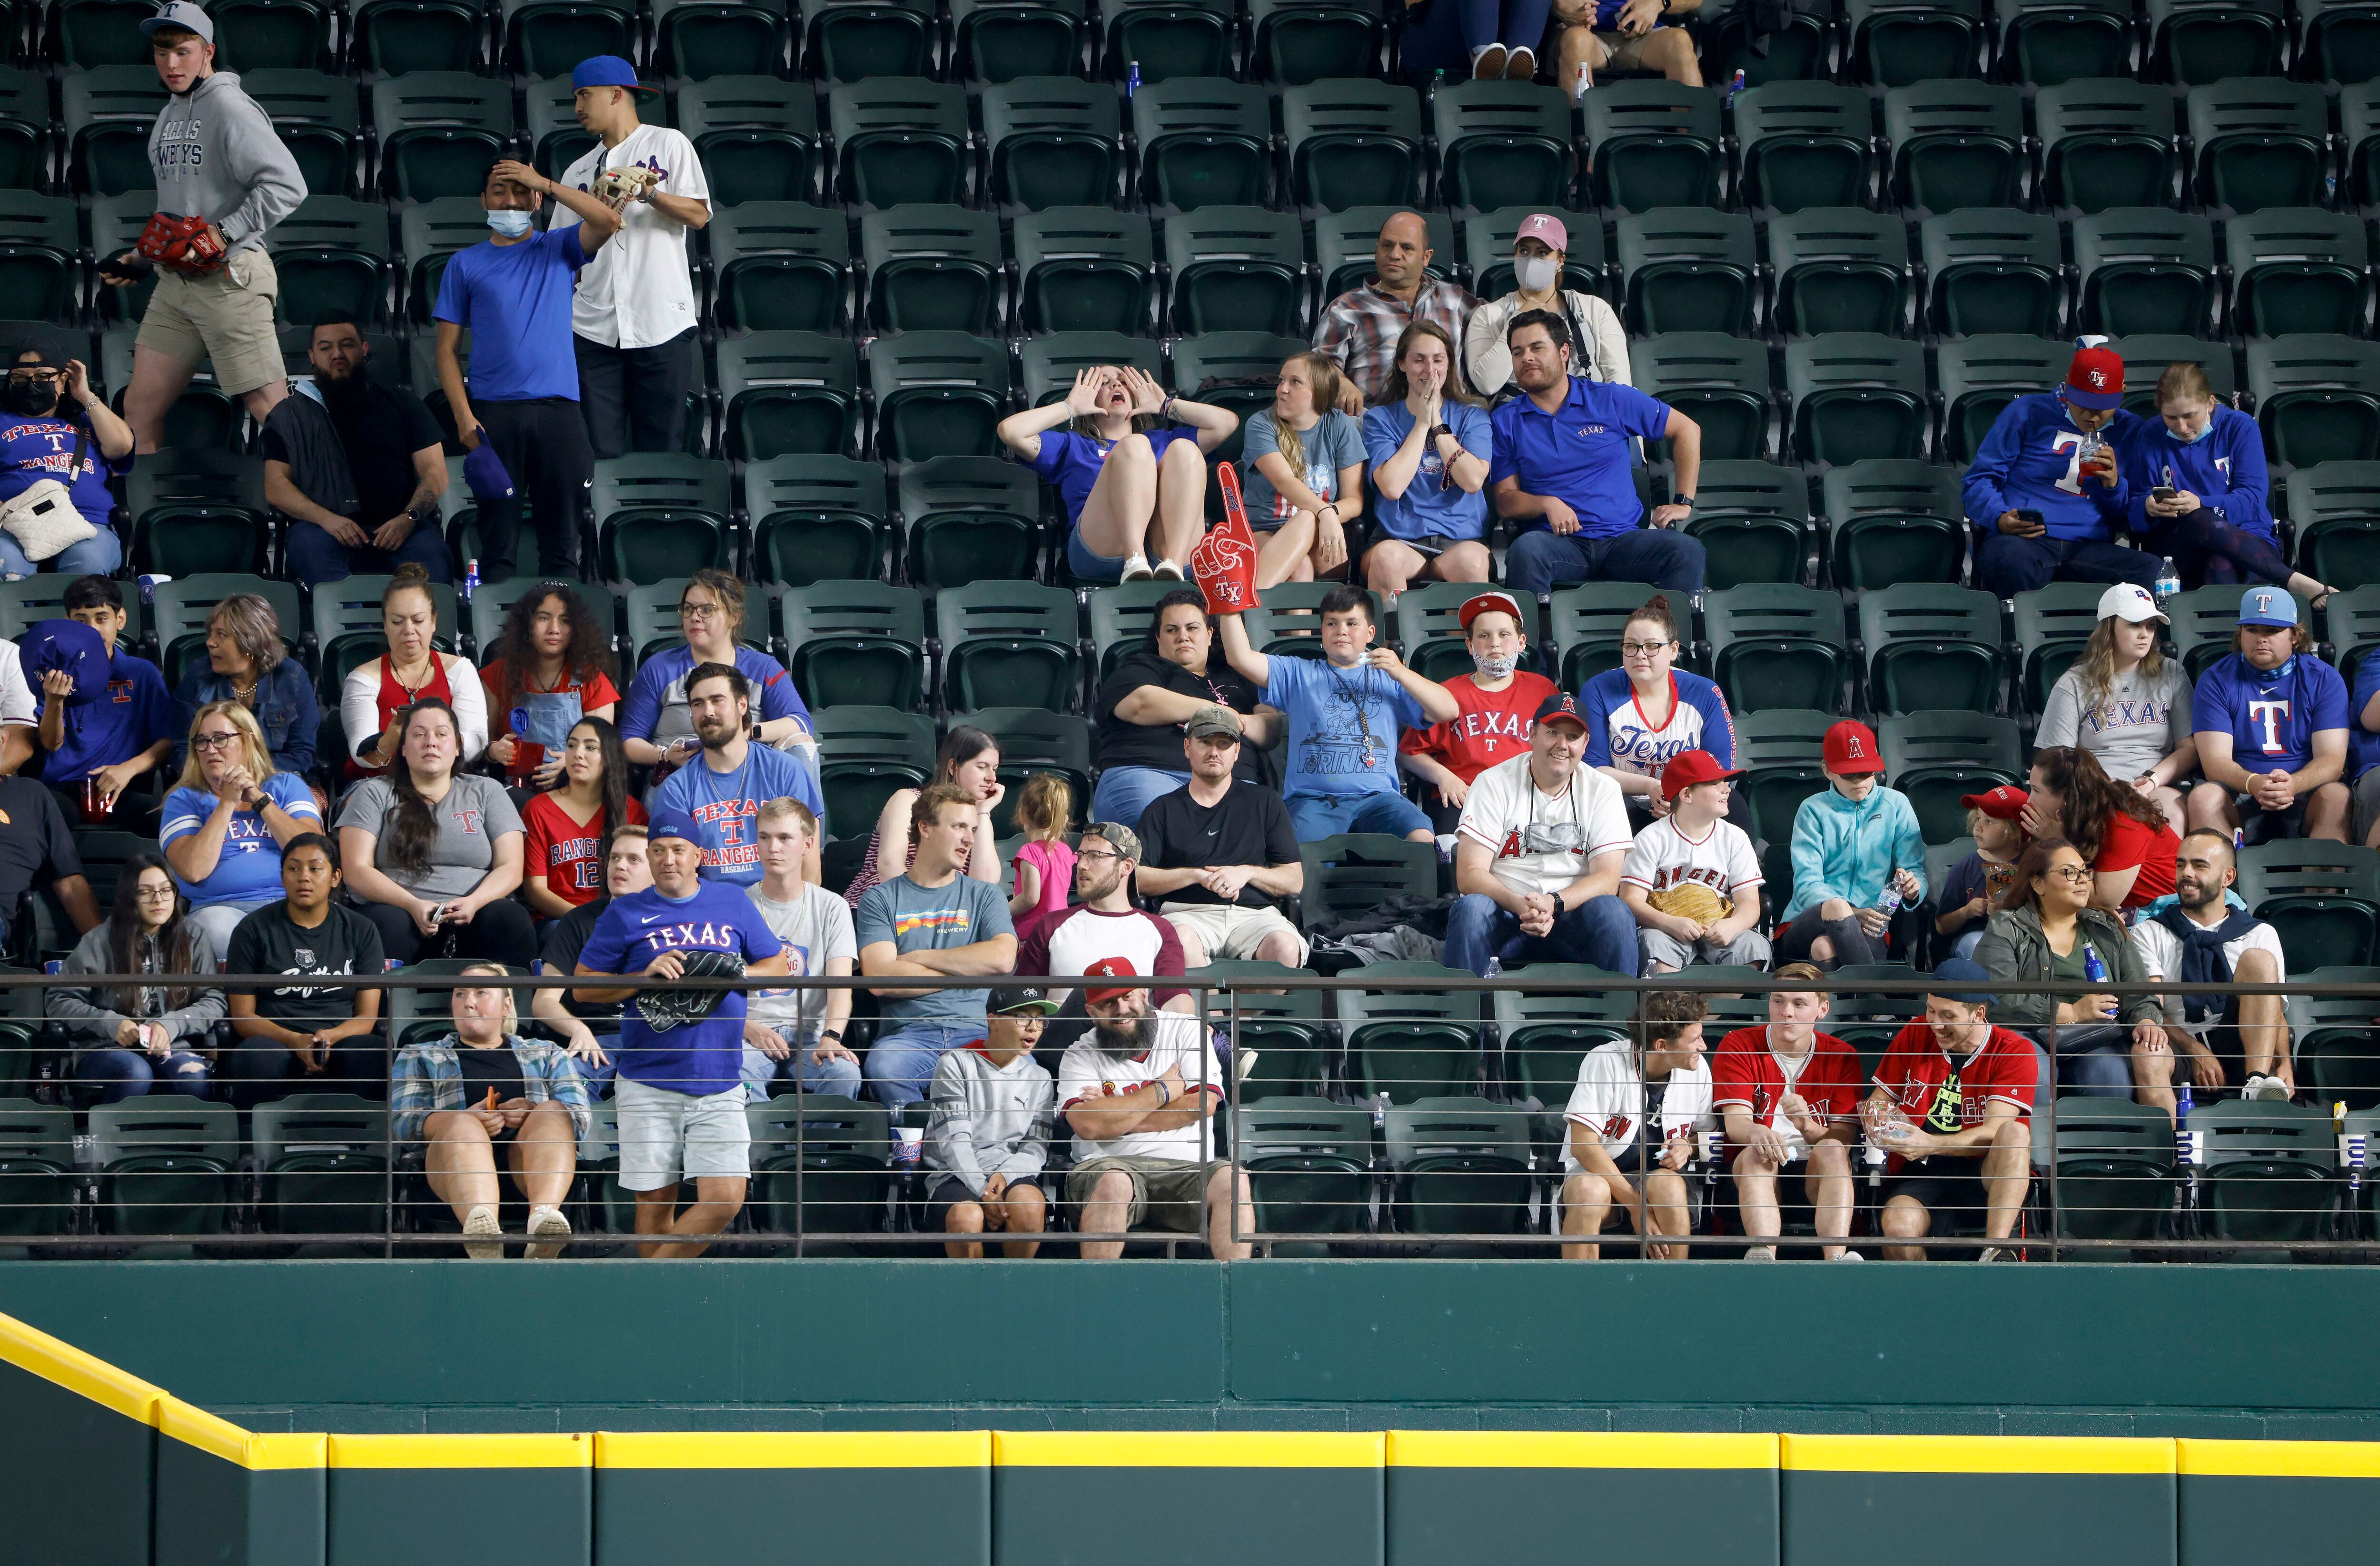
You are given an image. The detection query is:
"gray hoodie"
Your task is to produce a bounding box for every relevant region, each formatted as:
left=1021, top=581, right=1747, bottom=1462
left=49, top=922, right=226, bottom=1058
left=925, top=1043, right=1054, bottom=1197
left=147, top=70, right=307, bottom=253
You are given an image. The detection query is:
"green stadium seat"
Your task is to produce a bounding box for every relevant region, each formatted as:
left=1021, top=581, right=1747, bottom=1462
left=1395, top=579, right=1533, bottom=683
left=2034, top=78, right=2177, bottom=213
left=265, top=196, right=390, bottom=329
left=621, top=578, right=697, bottom=668
left=2285, top=969, right=2380, bottom=1107
left=706, top=203, right=846, bottom=334
left=982, top=76, right=1122, bottom=211
left=1766, top=207, right=1909, bottom=338
left=1920, top=209, right=2062, bottom=339
left=2011, top=581, right=2107, bottom=715
left=592, top=455, right=733, bottom=586
left=1087, top=580, right=1184, bottom=678
left=652, top=0, right=789, bottom=80
left=1879, top=709, right=2021, bottom=843
left=899, top=454, right=1040, bottom=588
left=1232, top=1097, right=1372, bottom=1233
left=1020, top=330, right=1165, bottom=407
left=1882, top=79, right=2021, bottom=211
left=778, top=581, right=926, bottom=711
left=1857, top=581, right=2003, bottom=715
left=243, top=69, right=358, bottom=198
left=1616, top=208, right=1757, bottom=336
left=2226, top=209, right=2369, bottom=339
left=1936, top=334, right=2070, bottom=464
left=1131, top=77, right=1272, bottom=209
left=313, top=572, right=461, bottom=697
left=0, top=69, right=49, bottom=195
left=2286, top=462, right=2380, bottom=590
left=1490, top=974, right=1632, bottom=1110
left=253, top=1095, right=389, bottom=1238
left=830, top=78, right=968, bottom=208
left=466, top=576, right=613, bottom=668
left=520, top=74, right=593, bottom=182
left=62, top=65, right=161, bottom=197
left=1732, top=708, right=1835, bottom=844
left=1629, top=331, right=1774, bottom=463
left=373, top=72, right=513, bottom=203
left=1704, top=584, right=1847, bottom=713
left=1335, top=962, right=1483, bottom=1103
left=1846, top=0, right=1984, bottom=83
left=1683, top=460, right=1809, bottom=589
left=1995, top=0, right=2133, bottom=83
left=149, top=573, right=302, bottom=689
left=2186, top=78, right=2328, bottom=212
left=0, top=192, right=80, bottom=324
left=1098, top=0, right=1235, bottom=81
left=800, top=0, right=935, bottom=79
left=1194, top=967, right=1338, bottom=1104
left=938, top=579, right=1082, bottom=712
left=1430, top=80, right=1575, bottom=212
left=675, top=78, right=820, bottom=207
left=1014, top=207, right=1152, bottom=336
left=815, top=706, right=935, bottom=838
left=2322, top=583, right=2380, bottom=676
left=1310, top=206, right=1455, bottom=299
left=2301, top=0, right=2380, bottom=83
left=861, top=204, right=1002, bottom=335
left=0, top=1098, right=74, bottom=1237
left=2073, top=208, right=2216, bottom=338
left=2186, top=1099, right=2339, bottom=1244
left=747, top=1094, right=892, bottom=1242
left=2108, top=333, right=2236, bottom=416
left=1733, top=80, right=1873, bottom=214
left=0, top=574, right=142, bottom=643
left=1163, top=208, right=1304, bottom=336
left=348, top=0, right=482, bottom=71
left=90, top=1099, right=239, bottom=1239
left=1298, top=831, right=1438, bottom=923
left=717, top=332, right=858, bottom=462
left=1385, top=1097, right=1533, bottom=1239
left=2053, top=1097, right=2176, bottom=1248
left=1283, top=79, right=1423, bottom=211
left=126, top=451, right=267, bottom=574
left=1257, top=581, right=1380, bottom=658
left=1249, top=0, right=1384, bottom=81
left=1785, top=332, right=1929, bottom=465
left=1463, top=205, right=1604, bottom=300
left=1170, top=331, right=1304, bottom=465
left=952, top=0, right=1088, bottom=82
left=868, top=331, right=1010, bottom=462
left=2237, top=840, right=2380, bottom=970
left=1582, top=79, right=1723, bottom=213
left=2248, top=335, right=2380, bottom=468
left=2149, top=0, right=2286, bottom=82
left=1551, top=580, right=1662, bottom=687
left=499, top=0, right=635, bottom=76
left=963, top=707, right=1093, bottom=834
left=2163, top=582, right=2258, bottom=678
left=398, top=197, right=490, bottom=326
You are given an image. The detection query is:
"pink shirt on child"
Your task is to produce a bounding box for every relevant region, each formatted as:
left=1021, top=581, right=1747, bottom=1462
left=1012, top=838, right=1077, bottom=921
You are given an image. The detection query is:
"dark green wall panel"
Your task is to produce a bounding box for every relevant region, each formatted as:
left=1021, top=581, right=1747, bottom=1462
left=327, top=1468, right=591, bottom=1566
left=2177, top=1475, right=2380, bottom=1565
left=157, top=1443, right=326, bottom=1566
left=1386, top=1466, right=1779, bottom=1564
left=992, top=1467, right=1382, bottom=1566
left=595, top=1467, right=989, bottom=1566
left=0, top=1357, right=154, bottom=1566
left=1781, top=1473, right=2174, bottom=1566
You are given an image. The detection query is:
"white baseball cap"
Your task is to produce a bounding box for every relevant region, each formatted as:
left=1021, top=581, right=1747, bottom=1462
left=2098, top=582, right=2166, bottom=624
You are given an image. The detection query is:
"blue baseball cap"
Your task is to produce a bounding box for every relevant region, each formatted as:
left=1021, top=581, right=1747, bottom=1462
left=2238, top=586, right=2299, bottom=629
left=463, top=441, right=513, bottom=502
left=571, top=55, right=658, bottom=94
left=1927, top=958, right=1996, bottom=1009
left=646, top=808, right=701, bottom=847
left=20, top=618, right=110, bottom=708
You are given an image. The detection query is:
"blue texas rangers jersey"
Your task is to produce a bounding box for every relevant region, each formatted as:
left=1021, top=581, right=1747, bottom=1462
left=1961, top=393, right=2140, bottom=542
left=2193, top=649, right=2352, bottom=774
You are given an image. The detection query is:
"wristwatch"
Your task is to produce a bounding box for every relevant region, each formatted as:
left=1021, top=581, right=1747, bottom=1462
left=1551, top=892, right=1567, bottom=918
left=1429, top=423, right=1452, bottom=441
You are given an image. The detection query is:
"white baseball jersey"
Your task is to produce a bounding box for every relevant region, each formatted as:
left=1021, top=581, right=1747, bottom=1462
left=1056, top=1010, right=1226, bottom=1163
left=1619, top=815, right=1764, bottom=915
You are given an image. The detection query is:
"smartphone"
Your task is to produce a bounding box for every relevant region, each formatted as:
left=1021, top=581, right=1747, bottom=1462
left=2015, top=509, right=2044, bottom=525
left=2152, top=485, right=2178, bottom=502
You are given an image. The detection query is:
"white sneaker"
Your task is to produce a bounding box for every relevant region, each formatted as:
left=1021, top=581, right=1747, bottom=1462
left=1153, top=558, right=1185, bottom=581
left=1121, top=554, right=1155, bottom=582
left=1742, top=1244, right=1776, bottom=1261
left=1832, top=1249, right=1864, bottom=1261
left=462, top=1204, right=502, bottom=1260
left=526, top=1203, right=572, bottom=1259
left=2250, top=1075, right=2293, bottom=1102
left=1976, top=1245, right=2019, bottom=1263
left=1504, top=44, right=1536, bottom=79
left=1471, top=42, right=1507, bottom=77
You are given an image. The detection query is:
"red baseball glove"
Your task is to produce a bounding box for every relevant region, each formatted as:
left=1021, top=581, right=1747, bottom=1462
left=1191, top=462, right=1260, bottom=616
left=136, top=212, right=227, bottom=275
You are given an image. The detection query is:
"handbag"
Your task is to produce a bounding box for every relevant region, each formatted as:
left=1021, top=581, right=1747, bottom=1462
left=0, top=477, right=98, bottom=561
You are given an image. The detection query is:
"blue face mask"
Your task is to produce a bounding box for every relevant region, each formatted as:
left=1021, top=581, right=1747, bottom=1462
left=486, top=209, right=533, bottom=238
left=2176, top=417, right=2212, bottom=445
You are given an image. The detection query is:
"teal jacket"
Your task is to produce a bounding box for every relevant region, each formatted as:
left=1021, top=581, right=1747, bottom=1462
left=1784, top=784, right=1928, bottom=919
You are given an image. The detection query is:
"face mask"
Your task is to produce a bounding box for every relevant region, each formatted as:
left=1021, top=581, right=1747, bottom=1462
left=0, top=381, right=53, bottom=418
left=1514, top=255, right=1560, bottom=293
left=2177, top=418, right=2211, bottom=445
left=486, top=209, right=534, bottom=238
left=1473, top=651, right=1519, bottom=680
left=292, top=378, right=325, bottom=407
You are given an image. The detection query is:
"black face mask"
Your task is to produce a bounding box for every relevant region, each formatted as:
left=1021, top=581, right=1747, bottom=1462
left=1, top=380, right=56, bottom=418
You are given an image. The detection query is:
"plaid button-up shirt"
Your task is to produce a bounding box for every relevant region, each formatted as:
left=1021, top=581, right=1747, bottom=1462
left=1313, top=278, right=1480, bottom=405
left=391, top=1033, right=594, bottom=1144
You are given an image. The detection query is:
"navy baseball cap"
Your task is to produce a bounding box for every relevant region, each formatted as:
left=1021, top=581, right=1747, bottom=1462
left=646, top=809, right=701, bottom=846
left=2237, top=586, right=2299, bottom=629
left=572, top=54, right=659, bottom=94
left=20, top=618, right=110, bottom=708
left=1928, top=958, right=1997, bottom=1008
left=1533, top=691, right=1589, bottom=731
left=463, top=442, right=513, bottom=502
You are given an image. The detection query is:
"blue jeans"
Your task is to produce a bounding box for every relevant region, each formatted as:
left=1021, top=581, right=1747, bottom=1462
left=1973, top=533, right=2155, bottom=598
left=743, top=1026, right=866, bottom=1102
left=1442, top=891, right=1641, bottom=978
left=0, top=525, right=122, bottom=579
left=1505, top=527, right=1706, bottom=597
left=284, top=516, right=455, bottom=587
left=1090, top=765, right=1191, bottom=831
left=576, top=1032, right=621, bottom=1098
left=864, top=1019, right=979, bottom=1108
left=1287, top=790, right=1433, bottom=838
left=75, top=1046, right=211, bottom=1105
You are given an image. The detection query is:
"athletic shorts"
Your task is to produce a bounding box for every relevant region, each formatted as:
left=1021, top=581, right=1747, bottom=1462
left=1879, top=1160, right=1994, bottom=1231
left=926, top=1175, right=1044, bottom=1229
left=1066, top=1154, right=1225, bottom=1231
left=135, top=249, right=282, bottom=395
left=615, top=1077, right=751, bottom=1190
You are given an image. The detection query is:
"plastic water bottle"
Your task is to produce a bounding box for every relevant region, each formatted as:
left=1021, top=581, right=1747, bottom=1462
left=1571, top=60, right=1592, bottom=100
left=1875, top=868, right=1904, bottom=917
left=2082, top=941, right=2108, bottom=983
left=1126, top=60, right=1141, bottom=99
left=1725, top=67, right=1746, bottom=103
left=462, top=558, right=479, bottom=606
left=2175, top=1080, right=2194, bottom=1165
left=2153, top=556, right=2181, bottom=601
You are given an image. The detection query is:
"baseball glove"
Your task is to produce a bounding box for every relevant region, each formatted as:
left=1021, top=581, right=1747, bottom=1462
left=638, top=947, right=747, bottom=1032
left=1647, top=881, right=1731, bottom=925
left=136, top=211, right=227, bottom=275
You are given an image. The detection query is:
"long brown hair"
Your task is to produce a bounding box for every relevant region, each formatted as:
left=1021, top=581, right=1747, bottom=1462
left=1997, top=836, right=2082, bottom=914
left=2032, top=745, right=2163, bottom=861
left=491, top=581, right=617, bottom=689
left=105, top=852, right=198, bottom=1015
left=1378, top=320, right=1482, bottom=408
left=383, top=697, right=460, bottom=879
left=2073, top=613, right=2169, bottom=714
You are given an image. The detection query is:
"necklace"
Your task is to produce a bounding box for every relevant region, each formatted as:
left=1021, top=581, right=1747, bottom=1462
left=1324, top=660, right=1383, bottom=768
left=388, top=652, right=436, bottom=704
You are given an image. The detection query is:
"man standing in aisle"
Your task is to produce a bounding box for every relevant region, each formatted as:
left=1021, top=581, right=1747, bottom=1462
left=434, top=158, right=621, bottom=582
left=550, top=56, right=711, bottom=458
left=109, top=1, right=306, bottom=453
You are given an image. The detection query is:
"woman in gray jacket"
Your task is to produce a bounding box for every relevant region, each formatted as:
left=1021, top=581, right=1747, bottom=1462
left=51, top=849, right=226, bottom=1104
left=1973, top=837, right=2177, bottom=1116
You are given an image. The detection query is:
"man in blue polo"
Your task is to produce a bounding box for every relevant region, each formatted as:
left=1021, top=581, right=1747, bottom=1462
left=1491, top=309, right=1706, bottom=598
left=1962, top=342, right=2158, bottom=598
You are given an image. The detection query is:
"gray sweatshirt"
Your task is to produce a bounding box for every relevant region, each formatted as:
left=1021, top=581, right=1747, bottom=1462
left=925, top=1044, right=1054, bottom=1197
left=49, top=922, right=226, bottom=1058
left=147, top=70, right=307, bottom=253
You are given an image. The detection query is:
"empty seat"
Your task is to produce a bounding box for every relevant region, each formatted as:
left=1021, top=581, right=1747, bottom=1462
left=779, top=581, right=927, bottom=711
left=653, top=0, right=789, bottom=79
left=938, top=579, right=1083, bottom=710
left=899, top=455, right=1040, bottom=588
left=2346, top=80, right=2380, bottom=206
left=1310, top=205, right=1455, bottom=299
left=706, top=201, right=848, bottom=332
left=2226, top=208, right=2370, bottom=338
left=1249, top=0, right=1385, bottom=81
left=814, top=706, right=936, bottom=838
left=861, top=204, right=1003, bottom=335
left=2286, top=461, right=2380, bottom=589
left=1013, top=206, right=1152, bottom=336
left=1847, top=0, right=1985, bottom=82
left=951, top=0, right=1089, bottom=83
left=2012, top=581, right=2115, bottom=713
left=1131, top=76, right=1272, bottom=209
left=982, top=76, right=1124, bottom=210
left=1880, top=710, right=2023, bottom=843
left=499, top=0, right=634, bottom=75
left=1936, top=334, right=2070, bottom=464
left=1683, top=461, right=1810, bottom=588
left=591, top=455, right=733, bottom=585
left=125, top=450, right=268, bottom=574
left=2301, top=0, right=2380, bottom=84
left=800, top=0, right=936, bottom=80
left=49, top=0, right=162, bottom=67
left=2248, top=335, right=2380, bottom=467
left=372, top=72, right=513, bottom=203
left=2108, top=333, right=2236, bottom=415
left=61, top=65, right=161, bottom=197
left=717, top=332, right=860, bottom=461
left=1784, top=333, right=1929, bottom=465
left=397, top=197, right=490, bottom=325
left=1282, top=79, right=1423, bottom=211
left=748, top=454, right=890, bottom=586
left=264, top=195, right=390, bottom=329
left=0, top=69, right=47, bottom=196
left=1883, top=79, right=2022, bottom=211
left=0, top=192, right=81, bottom=324
left=1821, top=458, right=1968, bottom=590
left=1630, top=331, right=1773, bottom=462
left=1857, top=581, right=2003, bottom=715
left=1582, top=80, right=1723, bottom=213
left=1733, top=708, right=1837, bottom=843
left=243, top=69, right=359, bottom=199
left=676, top=77, right=820, bottom=206
left=1430, top=80, right=1575, bottom=212
left=868, top=331, right=1011, bottom=463
left=2186, top=78, right=2328, bottom=212
left=1919, top=207, right=2063, bottom=338
left=2148, top=0, right=2286, bottom=82
left=829, top=78, right=968, bottom=208
left=1097, top=0, right=1235, bottom=81
left=2237, top=841, right=2380, bottom=968
left=1164, top=207, right=1305, bottom=335
left=1732, top=80, right=1873, bottom=214
left=1703, top=584, right=1848, bottom=712
left=349, top=0, right=482, bottom=70
left=1995, top=0, right=2133, bottom=82
left=1615, top=207, right=1757, bottom=335
left=2072, top=209, right=2216, bottom=338
left=2034, top=78, right=2177, bottom=212
left=1020, top=331, right=1166, bottom=407
left=1766, top=207, right=1909, bottom=338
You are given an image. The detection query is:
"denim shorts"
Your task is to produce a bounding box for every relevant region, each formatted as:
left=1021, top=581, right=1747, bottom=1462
left=1286, top=790, right=1432, bottom=839
left=1066, top=524, right=1125, bottom=584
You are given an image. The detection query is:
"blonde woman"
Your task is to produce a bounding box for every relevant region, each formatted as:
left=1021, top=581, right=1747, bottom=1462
left=390, top=962, right=589, bottom=1258
left=1244, top=352, right=1366, bottom=587
left=169, top=591, right=317, bottom=776
left=2035, top=583, right=2195, bottom=832
left=340, top=561, right=489, bottom=780
left=161, top=700, right=322, bottom=956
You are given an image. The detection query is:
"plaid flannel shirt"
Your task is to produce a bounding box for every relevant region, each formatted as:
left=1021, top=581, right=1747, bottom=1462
left=391, top=1032, right=594, bottom=1143
left=1312, top=278, right=1480, bottom=405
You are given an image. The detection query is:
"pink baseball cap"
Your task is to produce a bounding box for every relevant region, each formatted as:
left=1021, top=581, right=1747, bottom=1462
left=1514, top=213, right=1568, bottom=251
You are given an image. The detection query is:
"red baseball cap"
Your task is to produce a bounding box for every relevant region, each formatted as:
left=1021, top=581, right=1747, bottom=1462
left=1961, top=784, right=2029, bottom=821
left=1822, top=720, right=1884, bottom=775
left=1660, top=748, right=1742, bottom=801
left=1082, top=955, right=1140, bottom=1005
left=1458, top=590, right=1525, bottom=631
left=2063, top=345, right=2124, bottom=409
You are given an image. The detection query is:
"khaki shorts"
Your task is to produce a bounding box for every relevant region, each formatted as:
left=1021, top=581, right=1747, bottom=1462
left=1160, top=901, right=1310, bottom=966
left=1067, top=1155, right=1227, bottom=1231
left=1590, top=28, right=1660, bottom=69
left=615, top=1077, right=751, bottom=1191
left=135, top=248, right=282, bottom=394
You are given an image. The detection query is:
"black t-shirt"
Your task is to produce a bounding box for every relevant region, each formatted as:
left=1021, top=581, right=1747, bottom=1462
left=455, top=1044, right=527, bottom=1106
left=0, top=775, right=80, bottom=920
left=543, top=896, right=620, bottom=1024
left=259, top=379, right=443, bottom=527
left=1136, top=780, right=1299, bottom=908
left=1094, top=649, right=1265, bottom=778
left=223, top=900, right=386, bottom=1032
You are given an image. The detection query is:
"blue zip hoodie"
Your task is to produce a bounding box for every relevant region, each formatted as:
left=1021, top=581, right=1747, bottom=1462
left=1961, top=393, right=2141, bottom=543
left=1784, top=782, right=1928, bottom=919
left=2115, top=401, right=2274, bottom=541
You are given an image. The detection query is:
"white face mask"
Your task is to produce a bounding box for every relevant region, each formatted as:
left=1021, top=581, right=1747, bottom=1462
left=1514, top=254, right=1560, bottom=294
left=1473, top=651, right=1519, bottom=680
left=486, top=209, right=534, bottom=238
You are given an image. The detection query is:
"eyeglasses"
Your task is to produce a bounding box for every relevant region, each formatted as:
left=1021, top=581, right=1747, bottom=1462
left=9, top=369, right=59, bottom=384
left=1077, top=849, right=1124, bottom=863
left=1619, top=640, right=1674, bottom=657
left=677, top=601, right=724, bottom=620
left=2046, top=865, right=2096, bottom=884
left=191, top=731, right=242, bottom=751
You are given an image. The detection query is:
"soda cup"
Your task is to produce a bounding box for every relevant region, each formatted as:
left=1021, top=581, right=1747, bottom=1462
left=79, top=776, right=113, bottom=825
left=42, top=959, right=60, bottom=976
left=892, top=1126, right=924, bottom=1166
left=137, top=573, right=172, bottom=605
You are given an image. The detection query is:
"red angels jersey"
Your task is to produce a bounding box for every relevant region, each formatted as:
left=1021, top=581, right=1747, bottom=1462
left=1871, top=1022, right=2038, bottom=1174
left=1710, top=1025, right=1863, bottom=1145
